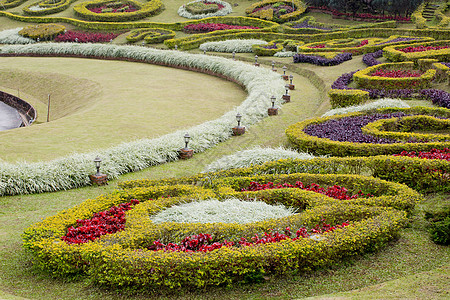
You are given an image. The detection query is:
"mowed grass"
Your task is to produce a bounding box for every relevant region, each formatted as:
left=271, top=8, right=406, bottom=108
left=0, top=57, right=245, bottom=162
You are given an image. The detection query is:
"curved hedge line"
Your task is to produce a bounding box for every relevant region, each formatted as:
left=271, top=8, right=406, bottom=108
left=23, top=0, right=75, bottom=16
left=0, top=0, right=28, bottom=9
left=285, top=107, right=450, bottom=157
left=73, top=0, right=163, bottom=22
left=0, top=42, right=285, bottom=196
left=383, top=40, right=450, bottom=62
left=23, top=173, right=417, bottom=288
left=125, top=28, right=175, bottom=44
left=245, top=0, right=307, bottom=23
left=353, top=62, right=436, bottom=90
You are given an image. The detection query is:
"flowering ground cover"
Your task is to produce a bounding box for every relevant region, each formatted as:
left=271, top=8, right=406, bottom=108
left=399, top=45, right=450, bottom=53
left=54, top=30, right=119, bottom=43
left=307, top=6, right=411, bottom=22
left=394, top=148, right=450, bottom=161
left=370, top=69, right=423, bottom=78
left=88, top=3, right=138, bottom=13
left=293, top=52, right=352, bottom=66
left=183, top=23, right=259, bottom=33
left=178, top=0, right=232, bottom=19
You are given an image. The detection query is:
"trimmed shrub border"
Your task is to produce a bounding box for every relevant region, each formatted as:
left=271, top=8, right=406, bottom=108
left=285, top=107, right=450, bottom=157
left=383, top=40, right=450, bottom=62
left=23, top=0, right=75, bottom=16
left=23, top=173, right=417, bottom=288
left=178, top=0, right=232, bottom=19
left=125, top=28, right=175, bottom=44
left=245, top=0, right=307, bottom=23
left=0, top=43, right=285, bottom=196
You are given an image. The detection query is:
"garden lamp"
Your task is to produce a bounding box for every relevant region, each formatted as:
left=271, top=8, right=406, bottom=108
left=272, top=61, right=275, bottom=71
left=285, top=84, right=290, bottom=95
left=232, top=51, right=236, bottom=59
left=94, top=156, right=102, bottom=176
left=254, top=55, right=258, bottom=64
left=184, top=133, right=191, bottom=149
left=283, top=66, right=287, bottom=75
left=271, top=95, right=276, bottom=108
left=289, top=75, right=294, bottom=85
left=236, top=113, right=242, bottom=127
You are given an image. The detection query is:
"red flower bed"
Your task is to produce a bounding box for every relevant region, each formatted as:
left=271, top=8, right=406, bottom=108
left=370, top=69, right=424, bottom=78
left=241, top=181, right=372, bottom=200
left=309, top=44, right=326, bottom=48
left=149, top=220, right=350, bottom=252
left=399, top=45, right=450, bottom=53
left=54, top=30, right=119, bottom=43
left=394, top=148, right=450, bottom=161
left=308, top=6, right=411, bottom=22
left=183, top=23, right=259, bottom=33
left=61, top=199, right=139, bottom=244
left=88, top=4, right=138, bottom=13
left=359, top=39, right=368, bottom=47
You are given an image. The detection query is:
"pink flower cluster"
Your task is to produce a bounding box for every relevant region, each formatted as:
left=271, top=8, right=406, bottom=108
left=371, top=69, right=424, bottom=78
left=54, top=30, right=119, bottom=43
left=183, top=23, right=259, bottom=33
left=394, top=148, right=450, bottom=161
left=88, top=4, right=138, bottom=13
left=399, top=45, right=450, bottom=53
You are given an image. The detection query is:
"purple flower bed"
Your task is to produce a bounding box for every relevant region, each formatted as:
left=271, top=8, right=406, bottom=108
left=291, top=20, right=332, bottom=30
left=439, top=62, right=450, bottom=68
left=304, top=113, right=410, bottom=144
left=331, top=71, right=450, bottom=109
left=263, top=43, right=278, bottom=49
left=293, top=52, right=352, bottom=66
left=362, top=50, right=383, bottom=66
left=374, top=37, right=418, bottom=46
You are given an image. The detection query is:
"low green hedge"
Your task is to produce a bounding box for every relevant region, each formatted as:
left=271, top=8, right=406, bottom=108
left=23, top=172, right=415, bottom=288
left=252, top=40, right=283, bottom=55
left=245, top=0, right=307, bottom=23
left=23, top=0, right=75, bottom=16
left=0, top=0, right=28, bottom=9
left=18, top=23, right=66, bottom=40
left=328, top=89, right=369, bottom=108
left=126, top=28, right=175, bottom=43
left=73, top=0, right=163, bottom=22
left=353, top=62, right=436, bottom=90
left=383, top=40, right=450, bottom=62
left=285, top=107, right=450, bottom=157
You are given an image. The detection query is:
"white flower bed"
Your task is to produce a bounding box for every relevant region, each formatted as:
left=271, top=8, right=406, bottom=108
left=178, top=0, right=232, bottom=19
left=0, top=28, right=35, bottom=45
left=199, top=39, right=267, bottom=53
left=203, top=146, right=316, bottom=172
left=151, top=198, right=296, bottom=224
left=274, top=51, right=295, bottom=57
left=0, top=43, right=285, bottom=195
left=322, top=99, right=410, bottom=117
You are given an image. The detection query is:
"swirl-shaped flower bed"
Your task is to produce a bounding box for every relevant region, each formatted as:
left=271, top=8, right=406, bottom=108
left=23, top=172, right=420, bottom=288
left=383, top=40, right=450, bottom=62
left=178, top=0, right=232, bottom=19
left=23, top=0, right=74, bottom=15
left=125, top=28, right=175, bottom=44
left=245, top=0, right=307, bottom=23
left=286, top=107, right=450, bottom=157
left=0, top=0, right=27, bottom=9
left=73, top=0, right=162, bottom=22
left=18, top=24, right=65, bottom=41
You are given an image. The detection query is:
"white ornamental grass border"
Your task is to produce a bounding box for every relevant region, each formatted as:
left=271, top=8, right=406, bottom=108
left=151, top=198, right=297, bottom=224
left=0, top=28, right=35, bottom=45
left=177, top=0, right=232, bottom=19
left=199, top=39, right=267, bottom=53
left=321, top=98, right=410, bottom=117
left=274, top=51, right=296, bottom=57
left=203, top=146, right=316, bottom=172
left=0, top=43, right=285, bottom=196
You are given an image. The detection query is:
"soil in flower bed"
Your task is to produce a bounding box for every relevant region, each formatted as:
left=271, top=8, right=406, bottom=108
left=304, top=112, right=412, bottom=144
left=148, top=220, right=349, bottom=252
left=241, top=181, right=372, bottom=200
left=394, top=148, right=450, bottom=161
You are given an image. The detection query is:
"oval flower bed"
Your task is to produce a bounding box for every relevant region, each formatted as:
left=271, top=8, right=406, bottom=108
left=23, top=172, right=420, bottom=288
left=245, top=0, right=307, bottom=23
left=54, top=30, right=119, bottom=43
left=125, top=28, right=175, bottom=44
left=178, top=0, right=232, bottom=19
left=286, top=107, right=450, bottom=157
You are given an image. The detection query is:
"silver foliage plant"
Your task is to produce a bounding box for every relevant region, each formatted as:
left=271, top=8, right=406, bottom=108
left=199, top=39, right=267, bottom=53
left=203, top=146, right=316, bottom=172
left=321, top=99, right=410, bottom=117
left=0, top=43, right=285, bottom=195
left=151, top=198, right=297, bottom=224
left=274, top=51, right=296, bottom=57
left=177, top=0, right=233, bottom=19
left=0, top=28, right=35, bottom=45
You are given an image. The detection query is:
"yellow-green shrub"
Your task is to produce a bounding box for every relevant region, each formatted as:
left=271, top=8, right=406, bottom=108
left=18, top=23, right=65, bottom=40
left=383, top=40, right=450, bottom=62
left=328, top=89, right=369, bottom=108
left=23, top=0, right=75, bottom=16
left=252, top=40, right=283, bottom=55
left=126, top=28, right=175, bottom=43
left=246, top=0, right=307, bottom=23
left=0, top=0, right=27, bottom=9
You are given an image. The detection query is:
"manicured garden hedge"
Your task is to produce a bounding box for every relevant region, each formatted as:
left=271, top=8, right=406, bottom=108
left=245, top=0, right=307, bottom=23
left=383, top=40, right=450, bottom=62
left=23, top=173, right=418, bottom=288
left=285, top=107, right=450, bottom=157
left=0, top=0, right=27, bottom=9
left=23, top=0, right=75, bottom=16
left=126, top=28, right=175, bottom=44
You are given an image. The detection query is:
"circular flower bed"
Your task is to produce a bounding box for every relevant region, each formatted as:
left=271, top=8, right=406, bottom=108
left=73, top=0, right=162, bottom=22
left=23, top=0, right=72, bottom=16
left=178, top=0, right=232, bottom=19
left=245, top=0, right=307, bottom=23
left=286, top=107, right=450, bottom=157
left=23, top=173, right=420, bottom=288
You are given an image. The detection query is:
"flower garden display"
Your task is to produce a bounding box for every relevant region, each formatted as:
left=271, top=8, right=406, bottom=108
left=126, top=28, right=175, bottom=44
left=293, top=52, right=352, bottom=66
left=23, top=0, right=74, bottom=15
left=54, top=30, right=119, bottom=43
left=286, top=107, right=450, bottom=157
left=23, top=172, right=420, bottom=288
left=178, top=0, right=232, bottom=19
left=246, top=0, right=307, bottom=23
left=0, top=42, right=284, bottom=196
left=252, top=41, right=284, bottom=56
left=199, top=39, right=267, bottom=53
left=0, top=0, right=27, bottom=9
left=383, top=40, right=450, bottom=62
left=307, top=6, right=411, bottom=22
left=0, top=28, right=35, bottom=44
left=18, top=24, right=65, bottom=41
left=73, top=0, right=162, bottom=21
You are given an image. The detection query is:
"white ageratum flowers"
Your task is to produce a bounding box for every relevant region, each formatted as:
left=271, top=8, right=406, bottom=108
left=203, top=146, right=316, bottom=172
left=151, top=198, right=297, bottom=224
left=199, top=39, right=267, bottom=53
left=178, top=0, right=232, bottom=19
left=0, top=43, right=285, bottom=195
left=322, top=99, right=410, bottom=117
left=0, top=28, right=35, bottom=45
